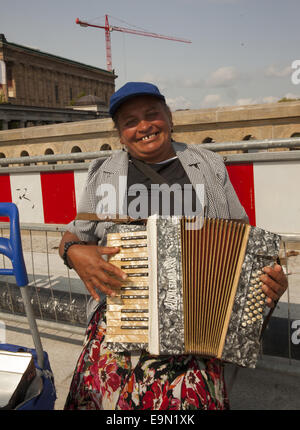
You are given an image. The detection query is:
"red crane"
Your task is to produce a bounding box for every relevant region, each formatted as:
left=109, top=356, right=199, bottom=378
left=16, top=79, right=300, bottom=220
left=75, top=15, right=191, bottom=72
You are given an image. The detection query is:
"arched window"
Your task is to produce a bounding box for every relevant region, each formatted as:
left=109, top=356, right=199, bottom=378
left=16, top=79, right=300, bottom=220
left=0, top=152, right=8, bottom=168
left=243, top=135, right=255, bottom=141
left=242, top=135, right=256, bottom=153
left=20, top=150, right=30, bottom=166
left=71, top=146, right=84, bottom=163
left=44, top=148, right=57, bottom=164
left=202, top=137, right=215, bottom=143
left=100, top=144, right=112, bottom=151
left=290, top=133, right=300, bottom=150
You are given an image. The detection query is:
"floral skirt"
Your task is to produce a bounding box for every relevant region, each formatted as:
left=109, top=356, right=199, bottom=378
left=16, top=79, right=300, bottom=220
left=64, top=304, right=229, bottom=410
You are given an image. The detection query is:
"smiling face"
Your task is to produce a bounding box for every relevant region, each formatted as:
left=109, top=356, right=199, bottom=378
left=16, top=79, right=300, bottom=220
left=115, top=95, right=175, bottom=163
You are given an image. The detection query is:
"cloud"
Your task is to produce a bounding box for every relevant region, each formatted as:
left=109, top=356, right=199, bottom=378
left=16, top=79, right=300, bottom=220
left=202, top=94, right=223, bottom=107
left=236, top=97, right=258, bottom=106
left=166, top=96, right=193, bottom=111
left=206, top=66, right=238, bottom=88
left=262, top=96, right=279, bottom=104
left=265, top=65, right=292, bottom=78
left=140, top=73, right=203, bottom=90
left=283, top=92, right=300, bottom=99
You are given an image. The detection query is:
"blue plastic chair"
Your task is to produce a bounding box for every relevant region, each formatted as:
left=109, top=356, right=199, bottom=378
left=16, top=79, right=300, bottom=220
left=0, top=202, right=56, bottom=409
left=0, top=202, right=28, bottom=287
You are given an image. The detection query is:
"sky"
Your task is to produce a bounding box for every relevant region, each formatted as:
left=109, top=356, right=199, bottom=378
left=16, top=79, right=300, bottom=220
left=1, top=0, right=300, bottom=111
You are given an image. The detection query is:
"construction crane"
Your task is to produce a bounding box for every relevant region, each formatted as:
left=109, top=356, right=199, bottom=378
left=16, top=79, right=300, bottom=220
left=75, top=15, right=191, bottom=72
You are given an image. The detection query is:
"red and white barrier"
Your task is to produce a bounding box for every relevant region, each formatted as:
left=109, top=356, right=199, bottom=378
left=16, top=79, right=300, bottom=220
left=0, top=162, right=299, bottom=233
left=0, top=170, right=87, bottom=225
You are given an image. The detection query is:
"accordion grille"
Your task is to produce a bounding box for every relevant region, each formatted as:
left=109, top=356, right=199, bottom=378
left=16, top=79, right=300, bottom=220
left=181, top=218, right=250, bottom=358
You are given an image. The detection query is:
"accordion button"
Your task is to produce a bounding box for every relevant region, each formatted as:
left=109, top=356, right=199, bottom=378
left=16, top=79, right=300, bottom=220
left=250, top=305, right=255, bottom=310
left=245, top=307, right=250, bottom=313
left=248, top=293, right=253, bottom=299
left=246, top=300, right=252, bottom=305
left=261, top=293, right=266, bottom=298
left=252, top=317, right=257, bottom=322
left=253, top=309, right=258, bottom=315
left=259, top=300, right=265, bottom=305
left=257, top=270, right=263, bottom=275
left=243, top=315, right=249, bottom=320
left=257, top=314, right=262, bottom=319
left=248, top=312, right=253, bottom=317
left=247, top=320, right=252, bottom=325
left=250, top=279, right=256, bottom=285
left=242, top=322, right=247, bottom=327
left=258, top=308, right=263, bottom=313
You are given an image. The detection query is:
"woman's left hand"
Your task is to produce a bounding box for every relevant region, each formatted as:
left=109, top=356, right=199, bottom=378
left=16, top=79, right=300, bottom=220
left=260, top=264, right=288, bottom=308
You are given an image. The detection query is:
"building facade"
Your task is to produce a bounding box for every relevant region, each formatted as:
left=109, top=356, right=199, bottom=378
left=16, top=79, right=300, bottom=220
left=0, top=34, right=116, bottom=129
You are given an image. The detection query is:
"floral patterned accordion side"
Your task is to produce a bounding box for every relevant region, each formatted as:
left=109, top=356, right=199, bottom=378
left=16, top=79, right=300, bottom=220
left=105, top=216, right=281, bottom=368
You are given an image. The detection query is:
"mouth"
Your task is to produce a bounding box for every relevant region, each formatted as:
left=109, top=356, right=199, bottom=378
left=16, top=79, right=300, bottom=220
left=139, top=132, right=159, bottom=142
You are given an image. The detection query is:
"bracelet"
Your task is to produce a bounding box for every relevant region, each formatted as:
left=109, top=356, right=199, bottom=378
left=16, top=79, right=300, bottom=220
left=62, top=241, right=87, bottom=269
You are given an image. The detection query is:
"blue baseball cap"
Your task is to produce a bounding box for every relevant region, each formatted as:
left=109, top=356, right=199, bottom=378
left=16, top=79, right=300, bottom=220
left=109, top=82, right=166, bottom=117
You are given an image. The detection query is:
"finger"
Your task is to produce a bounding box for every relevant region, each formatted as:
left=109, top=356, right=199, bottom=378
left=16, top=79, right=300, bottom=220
left=260, top=275, right=281, bottom=300
left=97, top=258, right=127, bottom=281
left=97, top=246, right=121, bottom=255
left=262, top=264, right=286, bottom=285
left=85, top=279, right=118, bottom=299
left=96, top=269, right=125, bottom=289
left=261, top=266, right=287, bottom=296
left=85, top=280, right=102, bottom=302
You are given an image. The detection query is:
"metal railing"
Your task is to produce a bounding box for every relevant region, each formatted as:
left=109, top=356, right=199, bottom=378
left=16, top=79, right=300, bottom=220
left=0, top=223, right=89, bottom=328
left=0, top=137, right=300, bottom=173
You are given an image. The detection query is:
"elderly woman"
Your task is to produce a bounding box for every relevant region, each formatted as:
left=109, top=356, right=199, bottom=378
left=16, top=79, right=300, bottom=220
left=60, top=82, right=287, bottom=410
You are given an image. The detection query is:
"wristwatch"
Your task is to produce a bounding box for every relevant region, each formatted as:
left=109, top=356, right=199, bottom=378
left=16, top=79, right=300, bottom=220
left=63, top=241, right=87, bottom=269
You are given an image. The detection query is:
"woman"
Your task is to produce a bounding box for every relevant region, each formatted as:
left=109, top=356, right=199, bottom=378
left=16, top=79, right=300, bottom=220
left=60, top=82, right=287, bottom=410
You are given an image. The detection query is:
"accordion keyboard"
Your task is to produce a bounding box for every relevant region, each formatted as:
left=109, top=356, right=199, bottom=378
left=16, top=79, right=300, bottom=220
left=106, top=230, right=149, bottom=346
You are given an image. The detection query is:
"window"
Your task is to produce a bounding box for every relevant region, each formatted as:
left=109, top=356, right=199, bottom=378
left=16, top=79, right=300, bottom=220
left=0, top=152, right=8, bottom=168
left=202, top=137, right=215, bottom=143
left=242, top=135, right=256, bottom=153
left=71, top=146, right=84, bottom=163
left=44, top=148, right=56, bottom=164
left=100, top=144, right=112, bottom=151
left=290, top=133, right=300, bottom=150
left=20, top=150, right=30, bottom=166
left=55, top=84, right=59, bottom=103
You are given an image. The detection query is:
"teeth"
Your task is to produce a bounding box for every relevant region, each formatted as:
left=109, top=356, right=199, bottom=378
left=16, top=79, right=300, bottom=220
left=141, top=133, right=157, bottom=141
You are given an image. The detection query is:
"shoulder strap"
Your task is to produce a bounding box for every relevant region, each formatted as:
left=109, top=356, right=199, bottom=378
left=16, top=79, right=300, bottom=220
left=130, top=157, right=172, bottom=186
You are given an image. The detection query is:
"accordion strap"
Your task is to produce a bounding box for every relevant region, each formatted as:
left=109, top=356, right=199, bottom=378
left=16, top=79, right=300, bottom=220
left=75, top=213, right=146, bottom=224
left=130, top=157, right=172, bottom=186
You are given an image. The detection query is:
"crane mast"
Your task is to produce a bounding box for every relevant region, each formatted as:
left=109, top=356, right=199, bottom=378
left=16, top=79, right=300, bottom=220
left=75, top=15, right=191, bottom=72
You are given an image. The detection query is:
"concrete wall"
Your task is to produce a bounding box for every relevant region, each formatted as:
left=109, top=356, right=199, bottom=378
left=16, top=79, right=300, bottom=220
left=0, top=100, right=300, bottom=158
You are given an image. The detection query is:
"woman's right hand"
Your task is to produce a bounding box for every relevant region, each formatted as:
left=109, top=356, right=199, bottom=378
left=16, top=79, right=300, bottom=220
left=67, top=243, right=127, bottom=301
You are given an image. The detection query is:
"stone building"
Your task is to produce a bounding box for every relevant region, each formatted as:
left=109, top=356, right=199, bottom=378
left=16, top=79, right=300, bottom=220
left=0, top=34, right=116, bottom=129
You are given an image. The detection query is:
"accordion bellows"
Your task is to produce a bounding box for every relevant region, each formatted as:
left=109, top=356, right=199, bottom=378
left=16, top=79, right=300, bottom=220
left=105, top=216, right=281, bottom=368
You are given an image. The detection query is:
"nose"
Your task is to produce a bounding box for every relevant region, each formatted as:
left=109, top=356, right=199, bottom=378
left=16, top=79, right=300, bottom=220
left=137, top=119, right=153, bottom=133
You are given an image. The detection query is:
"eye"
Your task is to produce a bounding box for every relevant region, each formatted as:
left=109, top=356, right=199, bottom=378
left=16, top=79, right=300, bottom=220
left=146, top=110, right=159, bottom=120
left=123, top=118, right=138, bottom=128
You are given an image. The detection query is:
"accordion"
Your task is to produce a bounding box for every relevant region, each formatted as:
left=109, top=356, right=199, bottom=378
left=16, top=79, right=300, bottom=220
left=105, top=216, right=281, bottom=368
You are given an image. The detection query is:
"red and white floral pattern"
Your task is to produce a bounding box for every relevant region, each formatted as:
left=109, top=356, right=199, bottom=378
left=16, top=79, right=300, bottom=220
left=64, top=305, right=229, bottom=410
